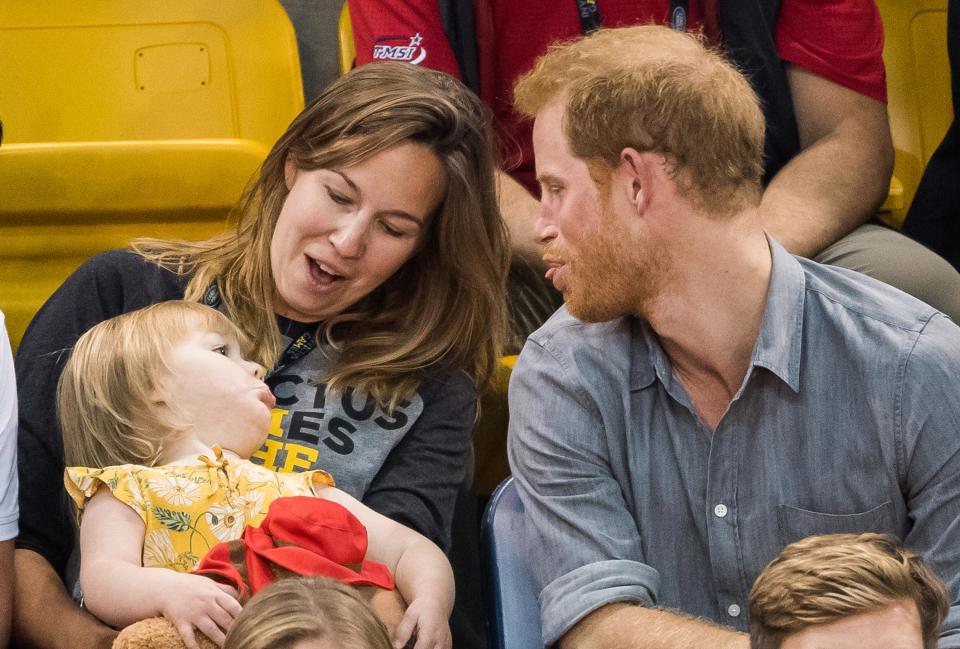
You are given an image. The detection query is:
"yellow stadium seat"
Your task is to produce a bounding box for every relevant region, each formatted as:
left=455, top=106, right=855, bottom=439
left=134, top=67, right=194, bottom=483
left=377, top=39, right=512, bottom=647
left=475, top=355, right=517, bottom=496
left=339, top=1, right=356, bottom=75
left=876, top=0, right=953, bottom=228
left=0, top=2, right=305, bottom=349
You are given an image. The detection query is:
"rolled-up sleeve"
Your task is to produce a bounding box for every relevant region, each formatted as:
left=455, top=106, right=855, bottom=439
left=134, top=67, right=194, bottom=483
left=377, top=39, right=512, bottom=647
left=898, top=313, right=960, bottom=647
left=507, top=336, right=657, bottom=646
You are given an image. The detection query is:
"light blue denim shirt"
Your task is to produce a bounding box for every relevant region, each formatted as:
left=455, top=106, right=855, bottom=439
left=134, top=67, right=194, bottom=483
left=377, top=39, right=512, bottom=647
left=508, top=238, right=960, bottom=647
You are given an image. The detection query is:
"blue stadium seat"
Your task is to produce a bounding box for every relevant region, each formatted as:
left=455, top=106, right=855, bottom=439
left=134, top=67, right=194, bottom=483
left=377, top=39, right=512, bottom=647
left=482, top=476, right=543, bottom=649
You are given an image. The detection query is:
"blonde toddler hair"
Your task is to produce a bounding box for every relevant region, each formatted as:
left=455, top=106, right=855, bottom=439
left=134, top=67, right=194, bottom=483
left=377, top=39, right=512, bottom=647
left=223, top=577, right=392, bottom=649
left=58, top=301, right=248, bottom=469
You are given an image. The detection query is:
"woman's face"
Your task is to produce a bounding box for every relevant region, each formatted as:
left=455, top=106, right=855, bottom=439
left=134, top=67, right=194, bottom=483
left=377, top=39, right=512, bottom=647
left=270, top=142, right=447, bottom=322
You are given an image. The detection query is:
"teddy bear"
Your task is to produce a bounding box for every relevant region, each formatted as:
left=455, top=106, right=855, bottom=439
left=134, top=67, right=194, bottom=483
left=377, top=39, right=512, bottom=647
left=113, top=618, right=217, bottom=649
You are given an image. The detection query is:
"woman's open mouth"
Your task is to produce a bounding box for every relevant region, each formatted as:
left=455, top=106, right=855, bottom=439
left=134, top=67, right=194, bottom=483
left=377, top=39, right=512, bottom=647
left=306, top=256, right=346, bottom=287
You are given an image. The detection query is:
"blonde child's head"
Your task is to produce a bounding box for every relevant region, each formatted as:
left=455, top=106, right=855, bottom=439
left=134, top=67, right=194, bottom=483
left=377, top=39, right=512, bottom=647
left=58, top=301, right=255, bottom=469
left=749, top=533, right=947, bottom=649
left=223, top=577, right=393, bottom=649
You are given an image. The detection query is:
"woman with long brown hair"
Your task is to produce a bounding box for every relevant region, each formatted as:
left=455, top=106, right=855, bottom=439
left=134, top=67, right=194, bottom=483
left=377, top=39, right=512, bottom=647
left=13, top=62, right=509, bottom=648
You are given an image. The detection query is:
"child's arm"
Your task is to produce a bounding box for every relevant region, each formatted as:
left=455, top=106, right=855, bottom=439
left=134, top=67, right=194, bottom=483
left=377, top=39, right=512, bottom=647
left=318, top=486, right=454, bottom=649
left=79, top=488, right=242, bottom=649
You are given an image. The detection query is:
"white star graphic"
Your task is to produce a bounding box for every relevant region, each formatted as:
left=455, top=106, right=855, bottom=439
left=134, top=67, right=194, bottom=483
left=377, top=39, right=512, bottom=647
left=409, top=33, right=423, bottom=47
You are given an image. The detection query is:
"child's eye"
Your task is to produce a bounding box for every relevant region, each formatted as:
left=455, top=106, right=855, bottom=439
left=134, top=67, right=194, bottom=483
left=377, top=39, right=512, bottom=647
left=212, top=345, right=228, bottom=355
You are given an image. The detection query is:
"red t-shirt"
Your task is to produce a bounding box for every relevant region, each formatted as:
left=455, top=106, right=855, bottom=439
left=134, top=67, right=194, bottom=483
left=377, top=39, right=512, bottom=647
left=351, top=0, right=886, bottom=192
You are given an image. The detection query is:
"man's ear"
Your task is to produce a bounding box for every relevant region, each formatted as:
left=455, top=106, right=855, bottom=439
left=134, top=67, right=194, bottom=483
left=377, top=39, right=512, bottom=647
left=619, top=147, right=653, bottom=214
left=619, top=148, right=672, bottom=216
left=283, top=156, right=298, bottom=191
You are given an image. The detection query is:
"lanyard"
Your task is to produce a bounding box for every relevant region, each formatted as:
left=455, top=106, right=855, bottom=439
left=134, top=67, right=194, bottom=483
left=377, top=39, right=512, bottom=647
left=574, top=0, right=690, bottom=35
left=669, top=0, right=689, bottom=31
left=266, top=329, right=317, bottom=384
left=201, top=282, right=318, bottom=383
left=574, top=0, right=603, bottom=34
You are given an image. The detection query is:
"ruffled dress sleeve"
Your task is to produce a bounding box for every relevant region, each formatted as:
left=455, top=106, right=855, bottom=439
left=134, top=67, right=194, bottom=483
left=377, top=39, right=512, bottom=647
left=64, top=465, right=149, bottom=524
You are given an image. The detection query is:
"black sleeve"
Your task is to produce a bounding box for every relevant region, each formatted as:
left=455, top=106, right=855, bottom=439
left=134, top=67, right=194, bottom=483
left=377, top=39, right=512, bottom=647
left=15, top=250, right=184, bottom=578
left=361, top=370, right=476, bottom=552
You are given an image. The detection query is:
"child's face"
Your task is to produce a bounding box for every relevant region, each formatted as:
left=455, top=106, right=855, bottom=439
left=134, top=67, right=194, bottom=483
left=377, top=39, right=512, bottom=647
left=156, top=321, right=275, bottom=458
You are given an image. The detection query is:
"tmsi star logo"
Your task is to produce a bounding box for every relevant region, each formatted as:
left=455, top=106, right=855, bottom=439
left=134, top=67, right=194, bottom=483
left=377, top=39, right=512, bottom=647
left=372, top=32, right=428, bottom=64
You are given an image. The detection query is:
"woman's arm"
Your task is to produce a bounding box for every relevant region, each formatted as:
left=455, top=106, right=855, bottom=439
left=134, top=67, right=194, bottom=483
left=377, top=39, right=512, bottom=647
left=79, top=489, right=241, bottom=649
left=319, top=487, right=454, bottom=649
left=13, top=548, right=117, bottom=649
left=0, top=540, right=12, bottom=649
left=361, top=372, right=475, bottom=551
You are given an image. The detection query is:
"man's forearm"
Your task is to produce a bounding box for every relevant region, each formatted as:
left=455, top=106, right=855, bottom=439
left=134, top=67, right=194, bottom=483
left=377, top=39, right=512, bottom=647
left=760, top=129, right=889, bottom=257
left=559, top=603, right=749, bottom=649
left=13, top=549, right=116, bottom=649
left=760, top=64, right=893, bottom=258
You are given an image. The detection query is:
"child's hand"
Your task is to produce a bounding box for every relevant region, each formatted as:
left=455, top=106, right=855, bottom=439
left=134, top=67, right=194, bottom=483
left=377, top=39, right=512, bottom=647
left=157, top=573, right=242, bottom=649
left=393, top=595, right=452, bottom=649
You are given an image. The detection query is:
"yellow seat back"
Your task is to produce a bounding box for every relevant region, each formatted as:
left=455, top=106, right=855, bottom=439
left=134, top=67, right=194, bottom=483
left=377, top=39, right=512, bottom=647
left=0, top=2, right=305, bottom=349
left=339, top=1, right=356, bottom=75
left=877, top=0, right=952, bottom=227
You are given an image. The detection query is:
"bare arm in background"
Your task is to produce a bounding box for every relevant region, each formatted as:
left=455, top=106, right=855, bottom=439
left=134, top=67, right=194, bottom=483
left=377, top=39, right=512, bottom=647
left=13, top=548, right=117, bottom=649
left=760, top=64, right=894, bottom=257
left=496, top=169, right=544, bottom=263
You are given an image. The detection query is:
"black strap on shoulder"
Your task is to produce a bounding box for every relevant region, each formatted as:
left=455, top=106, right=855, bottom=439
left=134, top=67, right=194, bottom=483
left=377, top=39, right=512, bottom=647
left=438, top=0, right=480, bottom=94
left=718, top=0, right=799, bottom=182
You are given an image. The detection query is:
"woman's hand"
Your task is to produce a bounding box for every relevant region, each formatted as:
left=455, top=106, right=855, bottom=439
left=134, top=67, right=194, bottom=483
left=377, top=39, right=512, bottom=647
left=393, top=595, right=452, bottom=649
left=157, top=573, right=241, bottom=649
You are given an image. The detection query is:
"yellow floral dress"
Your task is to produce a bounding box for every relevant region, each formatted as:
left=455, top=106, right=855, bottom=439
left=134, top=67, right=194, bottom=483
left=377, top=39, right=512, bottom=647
left=64, top=446, right=335, bottom=573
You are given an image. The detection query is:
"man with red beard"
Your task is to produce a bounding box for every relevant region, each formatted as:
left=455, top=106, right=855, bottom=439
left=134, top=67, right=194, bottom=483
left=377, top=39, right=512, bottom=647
left=507, top=25, right=960, bottom=649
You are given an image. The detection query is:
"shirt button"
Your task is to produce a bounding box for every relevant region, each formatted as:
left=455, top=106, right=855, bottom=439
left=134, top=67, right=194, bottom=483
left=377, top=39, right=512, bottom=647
left=728, top=604, right=741, bottom=617
left=714, top=503, right=728, bottom=518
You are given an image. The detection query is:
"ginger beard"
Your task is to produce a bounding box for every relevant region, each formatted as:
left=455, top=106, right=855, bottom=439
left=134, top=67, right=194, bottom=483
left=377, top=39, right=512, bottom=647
left=552, top=184, right=672, bottom=323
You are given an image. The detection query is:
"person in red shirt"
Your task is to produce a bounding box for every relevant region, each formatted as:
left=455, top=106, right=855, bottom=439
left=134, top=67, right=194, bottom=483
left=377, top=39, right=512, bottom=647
left=352, top=0, right=960, bottom=326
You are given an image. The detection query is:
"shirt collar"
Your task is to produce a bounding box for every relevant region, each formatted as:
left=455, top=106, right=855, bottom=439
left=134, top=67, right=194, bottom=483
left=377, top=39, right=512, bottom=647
left=631, top=318, right=665, bottom=391
left=750, top=236, right=804, bottom=392
left=630, top=236, right=805, bottom=393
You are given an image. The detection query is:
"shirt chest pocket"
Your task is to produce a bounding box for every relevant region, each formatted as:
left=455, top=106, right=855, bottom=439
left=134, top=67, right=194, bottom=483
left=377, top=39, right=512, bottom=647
left=777, top=501, right=896, bottom=547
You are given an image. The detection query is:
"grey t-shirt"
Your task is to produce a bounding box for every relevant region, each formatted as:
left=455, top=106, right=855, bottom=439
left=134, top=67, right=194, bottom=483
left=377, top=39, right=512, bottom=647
left=250, top=332, right=425, bottom=499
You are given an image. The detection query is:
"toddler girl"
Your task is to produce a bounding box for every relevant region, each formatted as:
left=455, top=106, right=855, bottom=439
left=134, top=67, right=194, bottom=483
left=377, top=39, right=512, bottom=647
left=58, top=301, right=453, bottom=649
